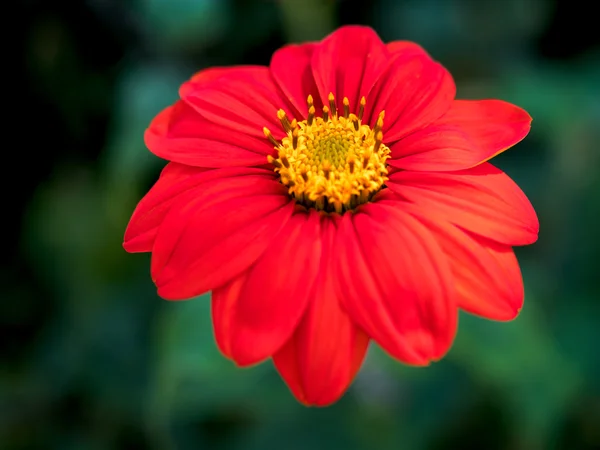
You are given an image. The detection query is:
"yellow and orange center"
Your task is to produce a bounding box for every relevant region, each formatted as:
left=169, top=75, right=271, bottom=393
left=264, top=93, right=390, bottom=213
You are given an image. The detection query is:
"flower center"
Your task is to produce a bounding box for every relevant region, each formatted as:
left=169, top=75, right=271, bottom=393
left=264, top=93, right=390, bottom=213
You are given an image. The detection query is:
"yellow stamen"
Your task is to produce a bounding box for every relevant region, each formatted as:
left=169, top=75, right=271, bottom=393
left=374, top=111, right=385, bottom=135
left=263, top=127, right=279, bottom=147
left=277, top=109, right=292, bottom=132
left=307, top=105, right=315, bottom=126
left=328, top=92, right=337, bottom=117
left=292, top=127, right=299, bottom=149
left=350, top=113, right=359, bottom=131
left=265, top=93, right=390, bottom=213
left=358, top=96, right=366, bottom=121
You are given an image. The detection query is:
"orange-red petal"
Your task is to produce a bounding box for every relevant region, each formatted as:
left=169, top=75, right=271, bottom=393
left=145, top=101, right=272, bottom=167
left=365, top=51, right=455, bottom=141
left=386, top=40, right=432, bottom=59
left=151, top=171, right=293, bottom=299
left=123, top=163, right=227, bottom=253
left=387, top=163, right=539, bottom=246
left=181, top=66, right=294, bottom=141
left=273, top=215, right=370, bottom=406
left=335, top=202, right=457, bottom=365
left=311, top=26, right=391, bottom=115
left=270, top=42, right=321, bottom=118
left=412, top=211, right=524, bottom=321
left=388, top=99, right=532, bottom=171
left=179, top=66, right=248, bottom=97
left=221, top=211, right=322, bottom=366
left=211, top=271, right=246, bottom=359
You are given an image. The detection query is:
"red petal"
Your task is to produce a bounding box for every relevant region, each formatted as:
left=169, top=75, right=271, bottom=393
left=271, top=334, right=308, bottom=405
left=211, top=272, right=247, bottom=359
left=273, top=216, right=369, bottom=406
left=389, top=100, right=532, bottom=171
left=441, top=99, right=532, bottom=160
left=388, top=123, right=475, bottom=171
left=181, top=66, right=294, bottom=140
left=145, top=101, right=272, bottom=168
left=387, top=163, right=539, bottom=246
left=225, top=211, right=322, bottom=366
left=123, top=163, right=216, bottom=253
left=365, top=53, right=455, bottom=141
left=334, top=202, right=457, bottom=365
left=270, top=42, right=322, bottom=118
left=151, top=172, right=294, bottom=300
left=412, top=212, right=524, bottom=321
left=311, top=26, right=390, bottom=115
left=179, top=66, right=246, bottom=98
left=151, top=170, right=280, bottom=275
left=386, top=41, right=432, bottom=59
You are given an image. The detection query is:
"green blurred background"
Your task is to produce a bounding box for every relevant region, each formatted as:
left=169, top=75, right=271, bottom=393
left=6, top=0, right=600, bottom=449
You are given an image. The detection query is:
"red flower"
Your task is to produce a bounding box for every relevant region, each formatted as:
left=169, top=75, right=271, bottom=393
left=124, top=26, right=538, bottom=406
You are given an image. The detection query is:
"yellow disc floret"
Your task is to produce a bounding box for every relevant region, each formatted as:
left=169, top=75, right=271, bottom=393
left=265, top=93, right=390, bottom=214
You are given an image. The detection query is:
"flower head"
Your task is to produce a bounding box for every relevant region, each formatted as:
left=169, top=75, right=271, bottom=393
left=265, top=95, right=390, bottom=213
left=124, top=26, right=539, bottom=406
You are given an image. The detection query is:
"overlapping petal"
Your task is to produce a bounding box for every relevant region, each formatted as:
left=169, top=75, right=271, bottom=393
left=151, top=170, right=294, bottom=299
left=311, top=26, right=391, bottom=115
left=386, top=41, right=432, bottom=58
left=211, top=271, right=245, bottom=360
left=181, top=66, right=295, bottom=140
left=123, top=163, right=226, bottom=253
left=270, top=42, right=321, bottom=118
left=335, top=200, right=457, bottom=365
left=411, top=210, right=524, bottom=321
left=179, top=66, right=248, bottom=97
left=365, top=52, right=455, bottom=141
left=211, top=211, right=322, bottom=366
left=388, top=100, right=532, bottom=171
left=273, top=215, right=370, bottom=406
left=387, top=163, right=539, bottom=246
left=145, top=101, right=272, bottom=167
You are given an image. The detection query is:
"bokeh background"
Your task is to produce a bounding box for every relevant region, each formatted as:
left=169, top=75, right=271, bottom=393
left=6, top=0, right=600, bottom=449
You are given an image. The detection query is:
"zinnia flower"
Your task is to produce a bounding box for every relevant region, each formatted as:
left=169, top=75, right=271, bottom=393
left=124, top=26, right=539, bottom=406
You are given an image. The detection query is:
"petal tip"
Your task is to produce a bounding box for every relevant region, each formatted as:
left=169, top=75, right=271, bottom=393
left=122, top=240, right=135, bottom=253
